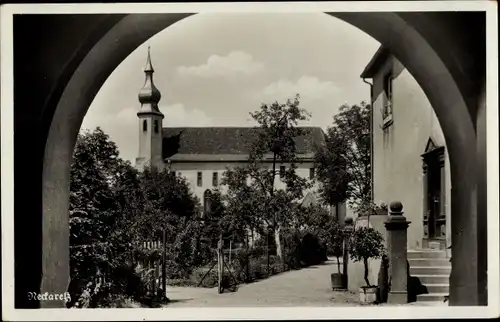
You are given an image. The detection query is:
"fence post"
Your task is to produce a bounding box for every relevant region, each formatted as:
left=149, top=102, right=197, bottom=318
left=283, top=234, right=286, bottom=272
left=245, top=227, right=250, bottom=283
left=155, top=261, right=160, bottom=296
left=384, top=201, right=411, bottom=304
left=266, top=229, right=270, bottom=277
left=162, top=229, right=167, bottom=299
left=217, top=234, right=223, bottom=294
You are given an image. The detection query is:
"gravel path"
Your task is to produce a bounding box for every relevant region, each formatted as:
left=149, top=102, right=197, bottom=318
left=164, top=259, right=360, bottom=307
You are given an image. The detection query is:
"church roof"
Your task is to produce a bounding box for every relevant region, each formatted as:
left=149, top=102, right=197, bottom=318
left=162, top=126, right=325, bottom=160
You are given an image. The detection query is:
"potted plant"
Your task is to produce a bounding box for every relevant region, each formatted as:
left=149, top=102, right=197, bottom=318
left=355, top=202, right=388, bottom=230
left=329, top=222, right=347, bottom=290
left=349, top=226, right=385, bottom=304
left=374, top=203, right=388, bottom=216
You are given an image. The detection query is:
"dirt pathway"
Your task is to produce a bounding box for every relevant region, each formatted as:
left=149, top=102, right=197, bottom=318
left=164, top=259, right=360, bottom=307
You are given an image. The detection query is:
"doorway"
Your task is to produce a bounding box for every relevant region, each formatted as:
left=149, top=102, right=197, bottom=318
left=422, top=139, right=446, bottom=249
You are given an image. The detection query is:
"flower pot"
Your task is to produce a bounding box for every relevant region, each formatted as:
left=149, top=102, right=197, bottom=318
left=331, top=273, right=347, bottom=290
left=359, top=286, right=378, bottom=304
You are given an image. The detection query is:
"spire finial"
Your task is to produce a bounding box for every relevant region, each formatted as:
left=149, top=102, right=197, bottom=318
left=145, top=45, right=154, bottom=73
left=138, top=45, right=162, bottom=107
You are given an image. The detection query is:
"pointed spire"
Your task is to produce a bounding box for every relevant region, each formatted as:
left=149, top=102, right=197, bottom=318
left=138, top=45, right=162, bottom=109
left=144, top=45, right=154, bottom=73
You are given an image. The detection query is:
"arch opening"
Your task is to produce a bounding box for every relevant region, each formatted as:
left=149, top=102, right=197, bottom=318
left=38, top=12, right=486, bottom=307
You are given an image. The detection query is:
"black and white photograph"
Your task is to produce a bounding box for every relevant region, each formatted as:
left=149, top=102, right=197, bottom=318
left=1, top=1, right=498, bottom=320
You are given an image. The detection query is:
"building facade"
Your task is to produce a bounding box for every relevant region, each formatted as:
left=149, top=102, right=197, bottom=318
left=135, top=49, right=329, bottom=215
left=162, top=126, right=324, bottom=206
left=361, top=46, right=452, bottom=252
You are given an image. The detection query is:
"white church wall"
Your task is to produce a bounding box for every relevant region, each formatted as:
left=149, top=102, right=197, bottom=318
left=169, top=160, right=319, bottom=206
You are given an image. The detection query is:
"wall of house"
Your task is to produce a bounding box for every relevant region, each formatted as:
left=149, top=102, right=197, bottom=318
left=169, top=160, right=318, bottom=206
left=371, top=58, right=452, bottom=251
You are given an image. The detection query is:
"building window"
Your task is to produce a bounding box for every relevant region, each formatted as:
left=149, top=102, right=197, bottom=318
left=204, top=190, right=212, bottom=214
left=279, top=166, right=286, bottom=178
left=197, top=172, right=203, bottom=187
left=212, top=172, right=218, bottom=187
left=170, top=170, right=176, bottom=177
left=382, top=72, right=394, bottom=128
left=154, top=120, right=159, bottom=133
left=142, top=120, right=147, bottom=132
left=309, top=167, right=315, bottom=180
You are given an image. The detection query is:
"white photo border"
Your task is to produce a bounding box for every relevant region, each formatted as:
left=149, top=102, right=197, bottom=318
left=1, top=1, right=498, bottom=320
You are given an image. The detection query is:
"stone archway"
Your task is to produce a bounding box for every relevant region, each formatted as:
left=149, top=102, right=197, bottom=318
left=33, top=12, right=487, bottom=307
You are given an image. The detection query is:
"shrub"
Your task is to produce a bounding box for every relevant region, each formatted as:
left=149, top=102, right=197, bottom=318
left=327, top=222, right=345, bottom=273
left=299, top=233, right=326, bottom=266
left=282, top=230, right=302, bottom=269
left=98, top=294, right=143, bottom=308
left=349, top=227, right=385, bottom=287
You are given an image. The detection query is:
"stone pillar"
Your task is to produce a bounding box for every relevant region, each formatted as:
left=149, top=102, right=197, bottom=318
left=342, top=217, right=354, bottom=278
left=385, top=201, right=411, bottom=304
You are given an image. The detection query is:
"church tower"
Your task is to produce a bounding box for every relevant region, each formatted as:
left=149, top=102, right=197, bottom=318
left=135, top=46, right=164, bottom=171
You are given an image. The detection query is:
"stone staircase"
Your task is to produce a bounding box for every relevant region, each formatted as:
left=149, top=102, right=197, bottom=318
left=408, top=250, right=451, bottom=303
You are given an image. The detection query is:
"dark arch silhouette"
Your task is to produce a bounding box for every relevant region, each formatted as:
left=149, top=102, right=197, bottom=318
left=11, top=11, right=488, bottom=307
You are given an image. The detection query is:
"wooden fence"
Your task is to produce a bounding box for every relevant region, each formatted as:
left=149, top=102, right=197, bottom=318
left=89, top=241, right=165, bottom=297
left=139, top=240, right=166, bottom=296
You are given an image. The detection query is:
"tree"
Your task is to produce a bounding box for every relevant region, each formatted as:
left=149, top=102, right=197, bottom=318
left=314, top=102, right=371, bottom=212
left=295, top=204, right=342, bottom=265
left=131, top=167, right=209, bottom=277
left=221, top=166, right=268, bottom=242
left=69, top=128, right=132, bottom=281
left=349, top=227, right=385, bottom=287
left=224, top=94, right=312, bottom=259
left=132, top=166, right=200, bottom=239
left=199, top=188, right=229, bottom=248
left=69, top=128, right=206, bottom=307
left=69, top=127, right=146, bottom=307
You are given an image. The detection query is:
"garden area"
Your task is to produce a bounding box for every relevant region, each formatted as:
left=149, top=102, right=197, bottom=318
left=67, top=96, right=382, bottom=308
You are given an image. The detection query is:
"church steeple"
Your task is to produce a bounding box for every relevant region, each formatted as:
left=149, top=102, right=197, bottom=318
left=138, top=46, right=163, bottom=116
left=136, top=46, right=165, bottom=171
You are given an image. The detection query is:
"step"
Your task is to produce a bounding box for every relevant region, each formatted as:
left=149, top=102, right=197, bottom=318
left=417, top=293, right=448, bottom=302
left=410, top=301, right=448, bottom=306
left=408, top=258, right=451, bottom=267
left=408, top=250, right=448, bottom=259
left=413, top=274, right=449, bottom=284
left=410, top=266, right=451, bottom=275
left=424, top=283, right=450, bottom=293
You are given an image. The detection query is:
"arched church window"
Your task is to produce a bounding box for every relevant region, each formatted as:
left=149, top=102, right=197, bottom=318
left=143, top=120, right=147, bottom=132
left=203, top=190, right=212, bottom=214
left=154, top=120, right=159, bottom=133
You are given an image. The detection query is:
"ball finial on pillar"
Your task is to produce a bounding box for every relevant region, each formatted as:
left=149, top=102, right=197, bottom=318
left=389, top=201, right=403, bottom=214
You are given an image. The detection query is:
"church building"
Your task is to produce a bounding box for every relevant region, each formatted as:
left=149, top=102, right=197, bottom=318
left=134, top=48, right=330, bottom=214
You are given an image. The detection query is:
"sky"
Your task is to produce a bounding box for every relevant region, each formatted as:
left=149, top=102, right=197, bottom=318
left=82, top=13, right=380, bottom=163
